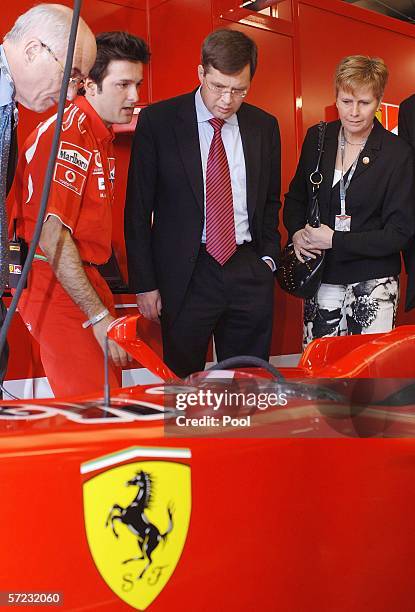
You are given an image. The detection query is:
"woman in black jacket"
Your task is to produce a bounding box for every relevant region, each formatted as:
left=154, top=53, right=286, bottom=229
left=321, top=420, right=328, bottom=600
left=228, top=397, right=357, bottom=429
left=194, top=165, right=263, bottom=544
left=284, top=55, right=415, bottom=348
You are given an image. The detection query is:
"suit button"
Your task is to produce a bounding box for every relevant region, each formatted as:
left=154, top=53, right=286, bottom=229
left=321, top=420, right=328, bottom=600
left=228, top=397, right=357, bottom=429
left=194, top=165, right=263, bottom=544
left=189, top=256, right=196, bottom=263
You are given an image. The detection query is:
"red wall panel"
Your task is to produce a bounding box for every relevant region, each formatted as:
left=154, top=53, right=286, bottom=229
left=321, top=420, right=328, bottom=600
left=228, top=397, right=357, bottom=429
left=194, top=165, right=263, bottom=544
left=149, top=0, right=213, bottom=101
left=299, top=1, right=415, bottom=130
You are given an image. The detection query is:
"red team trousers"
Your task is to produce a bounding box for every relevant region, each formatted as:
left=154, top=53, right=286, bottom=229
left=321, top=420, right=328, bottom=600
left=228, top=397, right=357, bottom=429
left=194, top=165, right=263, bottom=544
left=17, top=262, right=121, bottom=397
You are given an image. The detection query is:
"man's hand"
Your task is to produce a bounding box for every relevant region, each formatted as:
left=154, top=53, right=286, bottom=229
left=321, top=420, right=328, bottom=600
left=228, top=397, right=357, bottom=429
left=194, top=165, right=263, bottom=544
left=92, top=314, right=131, bottom=367
left=137, top=290, right=162, bottom=323
left=292, top=228, right=322, bottom=262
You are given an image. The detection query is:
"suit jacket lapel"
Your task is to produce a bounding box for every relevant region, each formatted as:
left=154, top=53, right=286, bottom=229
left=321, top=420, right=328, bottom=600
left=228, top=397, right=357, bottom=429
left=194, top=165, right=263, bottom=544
left=348, top=117, right=382, bottom=183
left=237, top=105, right=261, bottom=222
left=174, top=92, right=204, bottom=212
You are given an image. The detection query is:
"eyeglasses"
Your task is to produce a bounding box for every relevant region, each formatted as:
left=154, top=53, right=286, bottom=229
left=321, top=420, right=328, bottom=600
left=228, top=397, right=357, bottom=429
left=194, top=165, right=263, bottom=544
left=204, top=77, right=248, bottom=99
left=39, top=40, right=85, bottom=89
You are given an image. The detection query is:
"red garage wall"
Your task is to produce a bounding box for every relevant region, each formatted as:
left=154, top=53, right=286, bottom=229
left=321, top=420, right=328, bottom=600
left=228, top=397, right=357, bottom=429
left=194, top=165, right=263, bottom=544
left=3, top=0, right=415, bottom=384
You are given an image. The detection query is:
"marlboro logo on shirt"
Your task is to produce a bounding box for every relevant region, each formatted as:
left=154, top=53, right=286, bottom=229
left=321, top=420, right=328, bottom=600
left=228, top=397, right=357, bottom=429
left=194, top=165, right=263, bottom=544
left=57, top=141, right=92, bottom=172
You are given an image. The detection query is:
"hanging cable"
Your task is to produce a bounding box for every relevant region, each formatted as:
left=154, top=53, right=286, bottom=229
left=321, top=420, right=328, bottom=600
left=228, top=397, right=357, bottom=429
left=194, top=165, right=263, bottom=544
left=0, top=0, right=83, bottom=398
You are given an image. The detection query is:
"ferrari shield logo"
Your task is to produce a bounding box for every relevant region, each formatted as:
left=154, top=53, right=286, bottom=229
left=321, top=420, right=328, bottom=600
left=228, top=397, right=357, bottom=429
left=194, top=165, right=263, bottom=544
left=82, top=447, right=191, bottom=610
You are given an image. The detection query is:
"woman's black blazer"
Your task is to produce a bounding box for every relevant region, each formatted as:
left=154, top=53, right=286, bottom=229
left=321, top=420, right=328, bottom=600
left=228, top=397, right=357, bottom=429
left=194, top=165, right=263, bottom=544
left=283, top=118, right=415, bottom=285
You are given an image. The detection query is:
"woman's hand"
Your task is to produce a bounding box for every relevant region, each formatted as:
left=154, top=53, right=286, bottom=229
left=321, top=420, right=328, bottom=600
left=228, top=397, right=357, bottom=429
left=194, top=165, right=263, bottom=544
left=292, top=228, right=322, bottom=263
left=302, top=224, right=334, bottom=250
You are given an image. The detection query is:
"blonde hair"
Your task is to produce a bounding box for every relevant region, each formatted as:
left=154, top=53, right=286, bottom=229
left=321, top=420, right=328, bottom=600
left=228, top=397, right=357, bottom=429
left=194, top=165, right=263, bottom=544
left=335, top=55, right=388, bottom=102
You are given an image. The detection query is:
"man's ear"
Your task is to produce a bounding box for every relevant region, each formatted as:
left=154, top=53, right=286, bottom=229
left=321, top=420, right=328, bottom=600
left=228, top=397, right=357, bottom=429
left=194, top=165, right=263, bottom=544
left=197, top=64, right=204, bottom=86
left=24, top=38, right=43, bottom=64
left=84, top=78, right=98, bottom=96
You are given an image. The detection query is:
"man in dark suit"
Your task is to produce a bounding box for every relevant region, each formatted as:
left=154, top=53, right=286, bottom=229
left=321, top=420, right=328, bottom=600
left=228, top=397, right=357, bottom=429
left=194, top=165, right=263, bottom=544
left=398, top=95, right=415, bottom=311
left=125, top=29, right=281, bottom=377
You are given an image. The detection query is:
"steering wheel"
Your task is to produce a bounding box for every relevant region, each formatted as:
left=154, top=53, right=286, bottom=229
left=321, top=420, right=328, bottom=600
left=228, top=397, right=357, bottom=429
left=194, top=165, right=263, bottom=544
left=206, top=355, right=285, bottom=382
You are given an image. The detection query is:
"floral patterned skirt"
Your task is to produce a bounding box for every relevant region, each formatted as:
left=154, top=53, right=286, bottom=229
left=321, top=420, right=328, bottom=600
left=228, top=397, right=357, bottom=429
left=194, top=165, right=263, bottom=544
left=303, top=276, right=399, bottom=350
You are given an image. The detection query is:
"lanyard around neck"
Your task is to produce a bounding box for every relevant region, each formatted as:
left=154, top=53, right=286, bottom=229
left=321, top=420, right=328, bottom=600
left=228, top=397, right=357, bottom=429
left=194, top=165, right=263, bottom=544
left=339, top=126, right=367, bottom=215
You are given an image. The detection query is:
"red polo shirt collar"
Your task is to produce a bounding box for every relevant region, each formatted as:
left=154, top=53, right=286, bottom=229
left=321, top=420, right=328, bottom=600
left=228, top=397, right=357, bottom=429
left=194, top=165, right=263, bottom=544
left=74, top=95, right=114, bottom=143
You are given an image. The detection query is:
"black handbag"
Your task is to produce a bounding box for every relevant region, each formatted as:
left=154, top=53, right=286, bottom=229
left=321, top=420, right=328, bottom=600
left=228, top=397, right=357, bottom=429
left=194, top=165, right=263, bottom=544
left=277, top=121, right=327, bottom=299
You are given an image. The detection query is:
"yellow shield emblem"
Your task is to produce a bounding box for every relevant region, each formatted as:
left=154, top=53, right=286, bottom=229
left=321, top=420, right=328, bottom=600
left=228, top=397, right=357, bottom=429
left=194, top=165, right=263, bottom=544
left=82, top=447, right=191, bottom=610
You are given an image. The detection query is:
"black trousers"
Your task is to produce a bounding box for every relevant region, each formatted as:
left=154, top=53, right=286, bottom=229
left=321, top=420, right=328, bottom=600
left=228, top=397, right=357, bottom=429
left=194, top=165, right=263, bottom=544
left=162, top=244, right=275, bottom=378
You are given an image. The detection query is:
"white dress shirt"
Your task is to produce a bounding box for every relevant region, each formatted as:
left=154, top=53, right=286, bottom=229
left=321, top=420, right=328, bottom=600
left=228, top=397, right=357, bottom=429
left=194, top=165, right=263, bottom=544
left=195, top=88, right=275, bottom=269
left=0, top=46, right=14, bottom=107
left=195, top=87, right=251, bottom=245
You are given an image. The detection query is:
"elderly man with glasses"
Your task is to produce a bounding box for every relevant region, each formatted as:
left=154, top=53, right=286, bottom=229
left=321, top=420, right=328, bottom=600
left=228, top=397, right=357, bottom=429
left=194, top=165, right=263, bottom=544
left=2, top=5, right=96, bottom=113
left=0, top=4, right=96, bottom=386
left=125, top=28, right=281, bottom=378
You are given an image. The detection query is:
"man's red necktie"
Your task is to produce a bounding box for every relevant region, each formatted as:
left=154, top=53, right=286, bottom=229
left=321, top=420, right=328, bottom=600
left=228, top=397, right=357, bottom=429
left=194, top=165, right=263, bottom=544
left=205, top=118, right=236, bottom=265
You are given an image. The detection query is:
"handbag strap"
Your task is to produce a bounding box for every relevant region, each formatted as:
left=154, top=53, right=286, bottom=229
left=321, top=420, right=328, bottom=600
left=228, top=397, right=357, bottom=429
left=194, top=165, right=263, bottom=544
left=309, top=121, right=327, bottom=194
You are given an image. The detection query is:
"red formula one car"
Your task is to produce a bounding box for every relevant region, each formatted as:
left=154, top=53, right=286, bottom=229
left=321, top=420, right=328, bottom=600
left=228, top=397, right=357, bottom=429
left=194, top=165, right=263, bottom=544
left=1, top=315, right=415, bottom=612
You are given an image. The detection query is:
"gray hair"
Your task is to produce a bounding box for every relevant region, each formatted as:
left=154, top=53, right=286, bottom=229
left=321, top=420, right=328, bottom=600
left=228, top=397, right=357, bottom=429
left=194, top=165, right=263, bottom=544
left=4, top=4, right=79, bottom=57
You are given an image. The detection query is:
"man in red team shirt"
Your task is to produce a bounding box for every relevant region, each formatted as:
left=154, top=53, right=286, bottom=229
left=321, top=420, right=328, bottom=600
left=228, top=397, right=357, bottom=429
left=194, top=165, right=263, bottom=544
left=12, top=32, right=150, bottom=396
